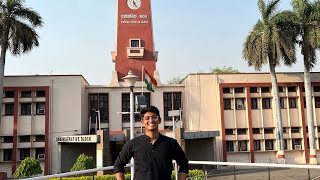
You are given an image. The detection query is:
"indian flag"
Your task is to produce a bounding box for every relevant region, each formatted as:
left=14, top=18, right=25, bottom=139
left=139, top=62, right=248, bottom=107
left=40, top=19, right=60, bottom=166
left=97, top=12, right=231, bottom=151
left=144, top=68, right=157, bottom=92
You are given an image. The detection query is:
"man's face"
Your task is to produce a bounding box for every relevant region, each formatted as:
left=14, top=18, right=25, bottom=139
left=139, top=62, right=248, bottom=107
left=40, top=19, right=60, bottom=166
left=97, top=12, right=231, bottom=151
left=141, top=112, right=161, bottom=131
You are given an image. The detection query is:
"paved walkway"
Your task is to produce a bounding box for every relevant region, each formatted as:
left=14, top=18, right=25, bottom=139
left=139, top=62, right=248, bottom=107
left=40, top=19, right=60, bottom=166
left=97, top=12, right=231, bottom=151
left=205, top=167, right=320, bottom=180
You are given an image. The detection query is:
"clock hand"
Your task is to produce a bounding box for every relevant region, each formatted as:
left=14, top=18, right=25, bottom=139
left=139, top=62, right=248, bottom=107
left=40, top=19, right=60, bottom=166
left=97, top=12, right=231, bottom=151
left=132, top=0, right=137, bottom=7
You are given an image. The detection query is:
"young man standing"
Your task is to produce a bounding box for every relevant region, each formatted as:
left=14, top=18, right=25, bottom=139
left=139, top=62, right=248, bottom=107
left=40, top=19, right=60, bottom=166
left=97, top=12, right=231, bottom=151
left=114, top=106, right=189, bottom=180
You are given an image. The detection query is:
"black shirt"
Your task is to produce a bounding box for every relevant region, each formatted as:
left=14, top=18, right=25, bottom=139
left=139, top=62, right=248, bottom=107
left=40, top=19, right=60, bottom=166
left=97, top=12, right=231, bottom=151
left=114, top=134, right=189, bottom=180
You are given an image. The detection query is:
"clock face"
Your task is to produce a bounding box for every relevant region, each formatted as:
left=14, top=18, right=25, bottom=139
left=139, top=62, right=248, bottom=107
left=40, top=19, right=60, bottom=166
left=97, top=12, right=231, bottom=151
left=127, top=0, right=141, bottom=10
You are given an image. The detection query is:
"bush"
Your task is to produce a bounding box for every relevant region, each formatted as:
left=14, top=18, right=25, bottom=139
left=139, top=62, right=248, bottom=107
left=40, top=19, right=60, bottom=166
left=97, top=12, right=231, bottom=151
left=49, top=169, right=203, bottom=180
left=13, top=157, right=43, bottom=178
left=172, top=169, right=204, bottom=180
left=49, top=174, right=131, bottom=180
left=70, top=154, right=95, bottom=172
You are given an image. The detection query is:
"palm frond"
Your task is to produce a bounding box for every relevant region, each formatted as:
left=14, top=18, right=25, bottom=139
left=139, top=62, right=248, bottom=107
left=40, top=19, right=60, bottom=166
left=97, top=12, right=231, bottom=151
left=8, top=19, right=39, bottom=55
left=265, top=0, right=281, bottom=18
left=13, top=7, right=43, bottom=27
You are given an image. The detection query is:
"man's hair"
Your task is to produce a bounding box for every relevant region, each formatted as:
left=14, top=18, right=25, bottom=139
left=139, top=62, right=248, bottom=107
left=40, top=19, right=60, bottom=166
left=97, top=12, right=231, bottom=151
left=140, top=106, right=160, bottom=119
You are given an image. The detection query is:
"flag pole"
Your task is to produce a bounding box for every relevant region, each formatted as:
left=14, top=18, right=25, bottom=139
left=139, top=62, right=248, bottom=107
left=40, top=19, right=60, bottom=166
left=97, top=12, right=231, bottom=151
left=142, top=65, right=144, bottom=95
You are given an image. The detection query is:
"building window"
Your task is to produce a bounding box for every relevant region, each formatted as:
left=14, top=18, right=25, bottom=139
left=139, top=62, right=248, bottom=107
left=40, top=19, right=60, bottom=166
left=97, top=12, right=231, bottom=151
left=36, top=102, right=45, bottom=115
left=261, top=87, right=270, bottom=93
left=122, top=93, right=151, bottom=122
left=238, top=141, right=247, bottom=151
left=315, top=97, right=320, bottom=108
left=223, top=88, right=231, bottom=94
left=283, top=127, right=287, bottom=133
left=237, top=129, right=247, bottom=135
left=99, top=94, right=109, bottom=123
left=280, top=98, right=286, bottom=109
left=291, top=127, right=300, bottom=133
left=313, top=86, right=320, bottom=92
left=234, top=87, right=244, bottom=93
left=226, top=141, right=234, bottom=152
left=224, top=99, right=232, bottom=110
left=163, top=92, right=181, bottom=121
left=254, top=140, right=261, bottom=151
left=283, top=139, right=288, bottom=150
left=264, top=128, right=274, bottom=134
left=292, top=139, right=302, bottom=150
left=253, top=128, right=260, bottom=134
left=20, top=148, right=30, bottom=160
left=36, top=148, right=45, bottom=160
left=3, top=149, right=12, bottom=161
left=278, top=86, right=284, bottom=92
left=36, top=90, right=45, bottom=97
left=4, top=91, right=14, bottom=98
left=130, top=39, right=140, bottom=47
left=265, top=140, right=274, bottom=150
left=35, top=135, right=45, bottom=142
left=21, top=103, right=31, bottom=115
left=288, top=86, right=296, bottom=92
left=89, top=94, right=109, bottom=123
left=3, top=136, right=13, bottom=143
left=262, top=98, right=271, bottom=109
left=4, top=103, right=14, bottom=115
left=225, top=129, right=234, bottom=135
left=19, top=135, right=30, bottom=142
left=250, top=87, right=258, bottom=93
left=289, top=98, right=297, bottom=108
left=235, top=98, right=245, bottom=110
left=251, top=98, right=258, bottom=109
left=21, top=91, right=32, bottom=98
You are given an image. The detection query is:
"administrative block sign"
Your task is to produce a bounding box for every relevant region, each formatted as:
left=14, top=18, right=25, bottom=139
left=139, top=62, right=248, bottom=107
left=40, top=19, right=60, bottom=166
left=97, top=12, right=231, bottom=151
left=56, top=135, right=99, bottom=143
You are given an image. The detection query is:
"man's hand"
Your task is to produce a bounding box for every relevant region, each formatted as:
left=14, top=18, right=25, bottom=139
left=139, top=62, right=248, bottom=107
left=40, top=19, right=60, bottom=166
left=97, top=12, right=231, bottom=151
left=178, top=172, right=188, bottom=180
left=115, top=172, right=125, bottom=180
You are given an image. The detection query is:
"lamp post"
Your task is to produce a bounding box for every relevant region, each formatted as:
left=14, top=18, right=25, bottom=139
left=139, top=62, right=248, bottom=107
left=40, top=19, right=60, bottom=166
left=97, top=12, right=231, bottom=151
left=122, top=70, right=138, bottom=180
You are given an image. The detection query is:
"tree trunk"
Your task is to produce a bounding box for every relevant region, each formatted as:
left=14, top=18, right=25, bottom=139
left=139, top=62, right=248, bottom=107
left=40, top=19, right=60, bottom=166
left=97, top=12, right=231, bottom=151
left=304, top=61, right=317, bottom=164
left=269, top=62, right=284, bottom=157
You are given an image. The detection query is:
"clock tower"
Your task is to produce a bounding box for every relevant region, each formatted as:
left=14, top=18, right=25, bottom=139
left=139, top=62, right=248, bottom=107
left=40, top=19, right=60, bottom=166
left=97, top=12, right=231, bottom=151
left=111, top=0, right=159, bottom=82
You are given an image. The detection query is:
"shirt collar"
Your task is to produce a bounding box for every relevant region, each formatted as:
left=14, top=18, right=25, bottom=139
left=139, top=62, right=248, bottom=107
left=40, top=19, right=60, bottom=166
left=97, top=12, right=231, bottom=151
left=143, top=133, right=162, bottom=143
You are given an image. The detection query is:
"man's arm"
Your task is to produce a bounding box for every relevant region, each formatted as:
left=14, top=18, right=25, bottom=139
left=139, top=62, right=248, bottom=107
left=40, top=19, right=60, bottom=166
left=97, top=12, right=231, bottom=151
left=178, top=172, right=188, bottom=180
left=114, top=141, right=133, bottom=179
left=115, top=172, right=125, bottom=180
left=173, top=140, right=189, bottom=178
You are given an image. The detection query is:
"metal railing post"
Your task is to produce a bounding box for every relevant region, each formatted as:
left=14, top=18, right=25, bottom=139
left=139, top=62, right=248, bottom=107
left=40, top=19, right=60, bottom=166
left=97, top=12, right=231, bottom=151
left=175, top=161, right=178, bottom=180
left=308, top=169, right=310, bottom=180
left=268, top=167, right=270, bottom=180
left=233, top=165, right=236, bottom=180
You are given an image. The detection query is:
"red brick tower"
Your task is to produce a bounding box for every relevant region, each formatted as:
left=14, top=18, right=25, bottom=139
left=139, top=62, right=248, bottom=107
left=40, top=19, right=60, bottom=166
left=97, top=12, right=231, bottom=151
left=112, top=0, right=158, bottom=81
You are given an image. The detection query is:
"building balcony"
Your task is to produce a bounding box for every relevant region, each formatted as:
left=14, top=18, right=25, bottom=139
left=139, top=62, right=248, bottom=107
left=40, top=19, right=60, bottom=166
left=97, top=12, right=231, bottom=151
left=126, top=47, right=144, bottom=59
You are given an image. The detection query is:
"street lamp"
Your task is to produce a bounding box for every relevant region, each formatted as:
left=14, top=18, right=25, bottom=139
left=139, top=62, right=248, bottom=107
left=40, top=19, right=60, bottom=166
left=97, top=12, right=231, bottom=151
left=122, top=70, right=138, bottom=180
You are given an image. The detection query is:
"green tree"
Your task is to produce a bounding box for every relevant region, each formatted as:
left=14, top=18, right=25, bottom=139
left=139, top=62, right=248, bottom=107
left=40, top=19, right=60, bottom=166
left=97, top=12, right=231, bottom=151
left=13, top=157, right=43, bottom=178
left=70, top=154, right=95, bottom=171
left=291, top=0, right=320, bottom=164
left=243, top=0, right=297, bottom=159
left=0, top=0, right=43, bottom=122
left=167, top=76, right=183, bottom=84
left=211, top=66, right=239, bottom=73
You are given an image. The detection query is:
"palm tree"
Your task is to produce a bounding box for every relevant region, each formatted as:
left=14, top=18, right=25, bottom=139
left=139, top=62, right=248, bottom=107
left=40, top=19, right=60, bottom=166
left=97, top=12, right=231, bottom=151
left=243, top=0, right=298, bottom=160
left=291, top=0, right=320, bottom=164
left=0, top=0, right=43, bottom=122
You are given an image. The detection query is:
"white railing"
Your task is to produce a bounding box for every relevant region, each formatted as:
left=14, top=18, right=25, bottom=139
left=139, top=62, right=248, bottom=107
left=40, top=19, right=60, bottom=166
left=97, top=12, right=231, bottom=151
left=188, top=161, right=320, bottom=170
left=23, top=161, right=320, bottom=180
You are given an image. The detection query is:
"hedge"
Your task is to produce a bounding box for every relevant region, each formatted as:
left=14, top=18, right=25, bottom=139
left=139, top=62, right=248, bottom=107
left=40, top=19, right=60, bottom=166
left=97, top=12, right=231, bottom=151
left=49, top=169, right=204, bottom=180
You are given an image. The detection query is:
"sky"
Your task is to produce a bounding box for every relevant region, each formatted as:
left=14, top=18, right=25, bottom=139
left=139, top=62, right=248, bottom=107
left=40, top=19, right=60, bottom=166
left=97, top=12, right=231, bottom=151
left=5, top=0, right=319, bottom=85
